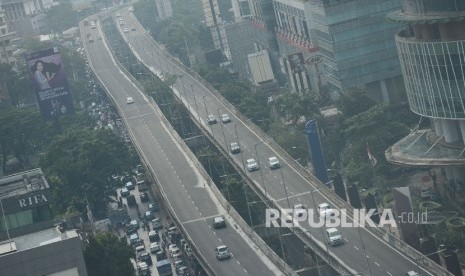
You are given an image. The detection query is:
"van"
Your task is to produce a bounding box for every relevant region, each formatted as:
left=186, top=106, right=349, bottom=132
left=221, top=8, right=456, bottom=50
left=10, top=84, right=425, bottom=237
left=150, top=242, right=160, bottom=254
left=127, top=194, right=137, bottom=207
left=213, top=216, right=226, bottom=229
left=137, top=180, right=148, bottom=191
left=129, top=233, right=139, bottom=246
left=136, top=245, right=145, bottom=258
left=326, top=228, right=344, bottom=246
left=149, top=230, right=159, bottom=242
left=151, top=218, right=162, bottom=230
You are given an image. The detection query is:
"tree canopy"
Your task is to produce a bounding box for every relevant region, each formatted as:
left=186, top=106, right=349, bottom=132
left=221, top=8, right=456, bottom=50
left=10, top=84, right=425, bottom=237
left=84, top=232, right=135, bottom=276
left=39, top=128, right=131, bottom=218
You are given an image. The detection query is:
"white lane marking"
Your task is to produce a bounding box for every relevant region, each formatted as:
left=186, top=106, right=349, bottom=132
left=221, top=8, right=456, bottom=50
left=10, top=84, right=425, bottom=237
left=181, top=213, right=224, bottom=225
left=354, top=246, right=359, bottom=250
left=387, top=272, right=392, bottom=276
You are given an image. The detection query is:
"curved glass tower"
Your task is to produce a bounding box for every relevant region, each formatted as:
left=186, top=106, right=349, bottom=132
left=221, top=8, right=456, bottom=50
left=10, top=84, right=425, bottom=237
left=386, top=0, right=465, bottom=199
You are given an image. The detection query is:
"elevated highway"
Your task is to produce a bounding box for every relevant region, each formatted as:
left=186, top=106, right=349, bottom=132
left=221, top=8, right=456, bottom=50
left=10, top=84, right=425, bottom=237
left=81, top=16, right=286, bottom=276
left=116, top=7, right=452, bottom=276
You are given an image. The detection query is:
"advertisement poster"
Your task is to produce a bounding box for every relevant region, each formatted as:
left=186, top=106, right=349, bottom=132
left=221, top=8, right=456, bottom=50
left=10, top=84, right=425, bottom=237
left=25, top=47, right=74, bottom=120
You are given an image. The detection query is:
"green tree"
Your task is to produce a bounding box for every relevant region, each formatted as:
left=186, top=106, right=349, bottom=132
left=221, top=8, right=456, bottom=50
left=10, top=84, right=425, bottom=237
left=40, top=128, right=131, bottom=218
left=0, top=108, right=47, bottom=172
left=84, top=232, right=135, bottom=276
left=337, top=88, right=377, bottom=118
left=341, top=104, right=411, bottom=186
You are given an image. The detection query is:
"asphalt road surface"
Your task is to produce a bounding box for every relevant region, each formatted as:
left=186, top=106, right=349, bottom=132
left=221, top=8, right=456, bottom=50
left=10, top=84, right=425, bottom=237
left=81, top=17, right=282, bottom=276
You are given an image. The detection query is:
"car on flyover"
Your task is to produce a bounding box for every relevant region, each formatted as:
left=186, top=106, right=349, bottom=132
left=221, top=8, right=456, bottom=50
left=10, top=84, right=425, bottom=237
left=126, top=96, right=134, bottom=104
left=215, top=245, right=231, bottom=261
left=207, top=114, right=217, bottom=124
left=246, top=158, right=259, bottom=172
left=230, top=142, right=240, bottom=154
left=268, top=156, right=280, bottom=169
left=221, top=113, right=231, bottom=124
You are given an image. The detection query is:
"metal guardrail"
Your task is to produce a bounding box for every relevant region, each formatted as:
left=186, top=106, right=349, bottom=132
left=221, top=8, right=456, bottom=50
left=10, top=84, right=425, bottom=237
left=126, top=13, right=453, bottom=276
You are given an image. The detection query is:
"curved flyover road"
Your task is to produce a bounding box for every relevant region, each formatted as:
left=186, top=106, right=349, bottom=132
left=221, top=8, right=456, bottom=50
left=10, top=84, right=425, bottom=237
left=81, top=18, right=283, bottom=276
left=116, top=8, right=448, bottom=276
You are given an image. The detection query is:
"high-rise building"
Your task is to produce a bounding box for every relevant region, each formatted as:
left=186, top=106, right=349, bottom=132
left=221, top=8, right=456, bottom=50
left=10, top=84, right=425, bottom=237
left=226, top=0, right=284, bottom=89
left=0, top=8, right=15, bottom=107
left=154, top=0, right=172, bottom=21
left=272, top=0, right=323, bottom=94
left=386, top=1, right=465, bottom=204
left=307, top=0, right=405, bottom=103
left=201, top=0, right=230, bottom=60
left=0, top=0, right=53, bottom=35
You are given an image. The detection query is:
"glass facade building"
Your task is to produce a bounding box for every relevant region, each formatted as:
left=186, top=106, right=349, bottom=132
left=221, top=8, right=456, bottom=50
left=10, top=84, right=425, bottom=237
left=308, top=0, right=405, bottom=102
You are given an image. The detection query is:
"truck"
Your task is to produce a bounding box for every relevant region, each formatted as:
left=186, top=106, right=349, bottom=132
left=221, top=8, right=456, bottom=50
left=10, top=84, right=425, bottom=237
left=156, top=259, right=172, bottom=276
left=137, top=261, right=150, bottom=276
left=127, top=194, right=137, bottom=207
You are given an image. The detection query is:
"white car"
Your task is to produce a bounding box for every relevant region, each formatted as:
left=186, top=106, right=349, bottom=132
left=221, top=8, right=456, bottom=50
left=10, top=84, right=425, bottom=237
left=326, top=227, right=344, bottom=246
left=221, top=113, right=231, bottom=123
left=318, top=203, right=335, bottom=218
left=246, top=158, right=259, bottom=171
left=216, top=245, right=231, bottom=260
left=268, top=156, right=280, bottom=169
left=126, top=96, right=134, bottom=104
left=230, top=142, right=240, bottom=154
left=406, top=271, right=419, bottom=276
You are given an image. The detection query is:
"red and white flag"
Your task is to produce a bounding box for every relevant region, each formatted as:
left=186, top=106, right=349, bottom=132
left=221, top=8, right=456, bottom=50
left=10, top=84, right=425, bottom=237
left=367, top=144, right=378, bottom=167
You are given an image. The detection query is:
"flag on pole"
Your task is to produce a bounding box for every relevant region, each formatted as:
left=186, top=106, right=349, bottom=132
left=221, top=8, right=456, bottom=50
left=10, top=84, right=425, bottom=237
left=367, top=143, right=378, bottom=167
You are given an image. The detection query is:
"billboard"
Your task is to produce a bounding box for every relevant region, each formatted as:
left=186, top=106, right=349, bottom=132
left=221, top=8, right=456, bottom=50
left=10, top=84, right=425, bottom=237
left=25, top=47, right=74, bottom=120
left=288, top=52, right=305, bottom=74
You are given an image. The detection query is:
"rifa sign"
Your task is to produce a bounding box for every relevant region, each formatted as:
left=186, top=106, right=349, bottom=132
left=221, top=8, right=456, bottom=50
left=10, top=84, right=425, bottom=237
left=18, top=194, right=48, bottom=208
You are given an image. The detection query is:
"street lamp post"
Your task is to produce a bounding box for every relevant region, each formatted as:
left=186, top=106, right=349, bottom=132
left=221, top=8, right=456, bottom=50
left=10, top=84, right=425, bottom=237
left=254, top=143, right=267, bottom=196
left=414, top=248, right=446, bottom=275
left=190, top=84, right=201, bottom=121
left=234, top=124, right=246, bottom=171
left=309, top=188, right=330, bottom=258
left=242, top=184, right=254, bottom=226
left=217, top=108, right=228, bottom=147
left=202, top=95, right=214, bottom=138
left=279, top=167, right=291, bottom=209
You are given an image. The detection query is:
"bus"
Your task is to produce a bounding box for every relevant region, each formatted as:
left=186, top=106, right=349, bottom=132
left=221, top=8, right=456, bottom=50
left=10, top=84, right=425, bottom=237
left=156, top=259, right=172, bottom=276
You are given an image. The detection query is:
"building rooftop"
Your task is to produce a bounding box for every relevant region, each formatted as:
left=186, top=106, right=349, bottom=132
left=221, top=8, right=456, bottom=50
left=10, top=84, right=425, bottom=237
left=0, top=227, right=78, bottom=256
left=386, top=129, right=465, bottom=167
left=0, top=168, right=49, bottom=200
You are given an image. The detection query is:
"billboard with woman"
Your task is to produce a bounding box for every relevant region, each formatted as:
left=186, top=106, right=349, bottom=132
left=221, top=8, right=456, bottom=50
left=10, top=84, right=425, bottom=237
left=25, top=47, right=74, bottom=120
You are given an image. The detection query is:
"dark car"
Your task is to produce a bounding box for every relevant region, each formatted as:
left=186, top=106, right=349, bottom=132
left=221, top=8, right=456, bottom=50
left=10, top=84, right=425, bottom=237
left=148, top=202, right=159, bottom=212
left=207, top=114, right=217, bottom=125
left=140, top=192, right=149, bottom=202
left=156, top=250, right=166, bottom=261
left=140, top=252, right=153, bottom=266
